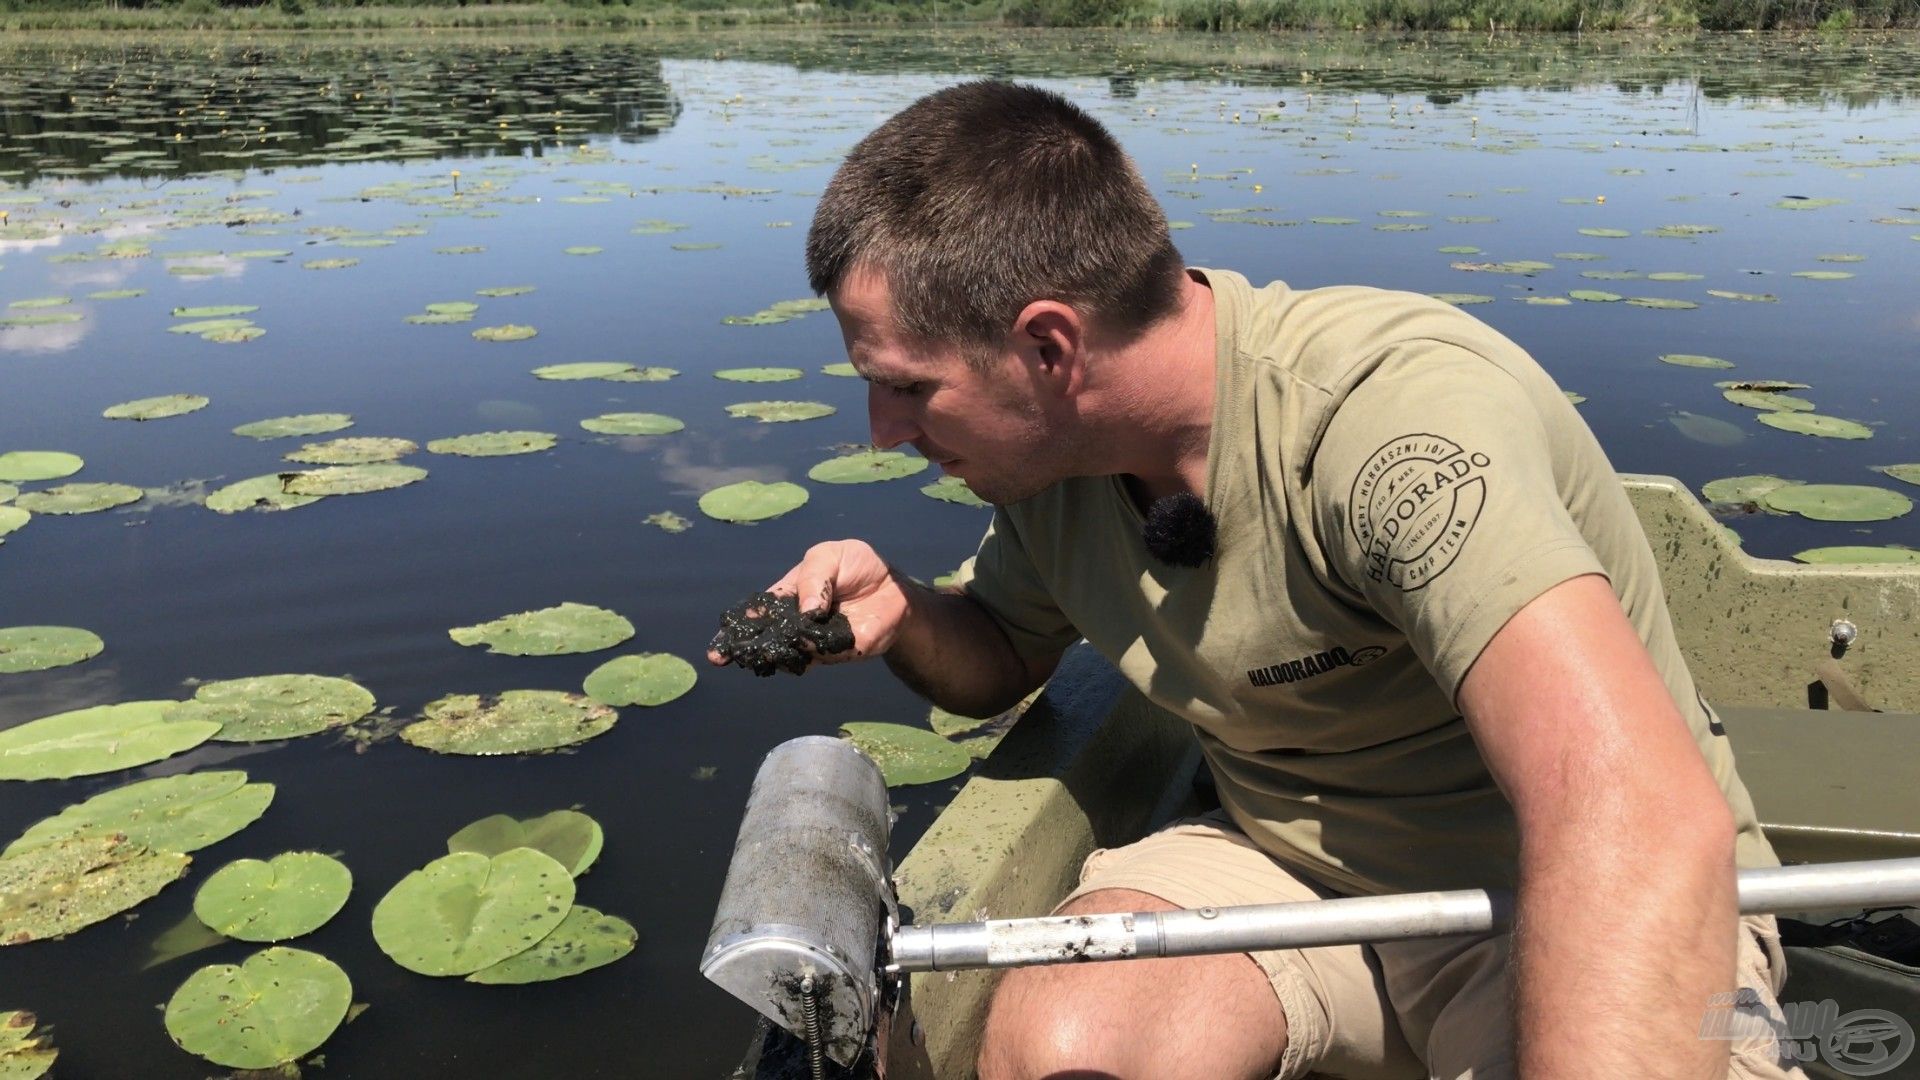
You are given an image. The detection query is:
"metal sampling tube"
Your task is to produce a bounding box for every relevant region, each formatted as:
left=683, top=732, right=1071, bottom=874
left=890, top=856, right=1920, bottom=973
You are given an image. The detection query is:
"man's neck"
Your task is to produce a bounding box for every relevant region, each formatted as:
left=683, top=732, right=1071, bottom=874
left=1087, top=272, right=1218, bottom=506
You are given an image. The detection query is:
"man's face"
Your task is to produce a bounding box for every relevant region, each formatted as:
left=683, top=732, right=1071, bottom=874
left=829, top=268, right=1063, bottom=506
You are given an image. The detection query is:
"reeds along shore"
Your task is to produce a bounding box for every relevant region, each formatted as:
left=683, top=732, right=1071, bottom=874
left=2, top=0, right=1914, bottom=32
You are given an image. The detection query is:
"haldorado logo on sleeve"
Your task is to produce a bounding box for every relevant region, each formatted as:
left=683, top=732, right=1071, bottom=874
left=1349, top=434, right=1491, bottom=591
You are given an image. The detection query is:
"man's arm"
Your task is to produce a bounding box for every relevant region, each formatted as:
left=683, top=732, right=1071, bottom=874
left=1457, top=572, right=1737, bottom=1079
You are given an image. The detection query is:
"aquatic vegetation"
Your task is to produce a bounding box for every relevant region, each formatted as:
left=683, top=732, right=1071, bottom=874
left=400, top=692, right=619, bottom=755
left=425, top=431, right=557, bottom=457
left=534, top=362, right=635, bottom=381
left=5, top=771, right=273, bottom=856
left=285, top=437, right=418, bottom=465
left=839, top=722, right=971, bottom=787
left=0, top=835, right=190, bottom=944
left=714, top=367, right=803, bottom=382
left=583, top=653, right=698, bottom=707
left=449, top=602, right=634, bottom=656
left=699, top=480, right=809, bottom=523
left=282, top=463, right=427, bottom=496
left=1757, top=413, right=1874, bottom=439
left=1794, top=546, right=1920, bottom=564
left=1702, top=475, right=1802, bottom=505
left=448, top=810, right=603, bottom=877
left=472, top=324, right=538, bottom=342
left=808, top=449, right=929, bottom=484
left=0, top=452, right=82, bottom=483
left=1762, top=483, right=1911, bottom=521
left=232, top=414, right=352, bottom=440
left=372, top=848, right=574, bottom=975
left=103, top=395, right=210, bottom=421
left=724, top=401, right=836, bottom=423
left=164, top=947, right=352, bottom=1068
left=1659, top=353, right=1734, bottom=369
left=581, top=413, right=684, bottom=436
left=193, top=852, right=352, bottom=942
left=0, top=626, right=103, bottom=673
left=204, top=474, right=325, bottom=514
left=923, top=475, right=990, bottom=508
left=465, top=905, right=636, bottom=985
left=175, top=674, right=376, bottom=742
left=0, top=701, right=218, bottom=780
left=0, top=1011, right=56, bottom=1078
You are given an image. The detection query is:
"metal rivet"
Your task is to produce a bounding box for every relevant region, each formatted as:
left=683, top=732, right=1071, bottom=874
left=1831, top=619, right=1859, bottom=647
left=1199, top=906, right=1219, bottom=919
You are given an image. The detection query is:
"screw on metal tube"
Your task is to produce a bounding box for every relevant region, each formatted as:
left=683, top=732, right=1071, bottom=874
left=1831, top=619, right=1859, bottom=649
left=800, top=975, right=826, bottom=1080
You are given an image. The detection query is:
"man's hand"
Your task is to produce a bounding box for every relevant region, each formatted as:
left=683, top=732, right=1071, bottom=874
left=741, top=539, right=912, bottom=666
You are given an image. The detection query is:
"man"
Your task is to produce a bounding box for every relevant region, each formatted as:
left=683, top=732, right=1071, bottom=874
left=714, top=80, right=1802, bottom=1079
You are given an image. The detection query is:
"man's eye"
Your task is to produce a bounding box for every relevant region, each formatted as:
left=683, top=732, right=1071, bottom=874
left=889, top=382, right=923, bottom=396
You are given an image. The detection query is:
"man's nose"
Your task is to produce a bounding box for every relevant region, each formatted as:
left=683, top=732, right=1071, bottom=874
left=868, top=383, right=920, bottom=451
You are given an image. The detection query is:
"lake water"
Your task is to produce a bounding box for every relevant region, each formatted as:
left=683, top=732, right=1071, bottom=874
left=1, top=28, right=1918, bottom=1079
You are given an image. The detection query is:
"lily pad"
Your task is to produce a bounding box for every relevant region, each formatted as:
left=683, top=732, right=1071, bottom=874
left=171, top=305, right=257, bottom=319
left=426, top=431, right=556, bottom=457
left=13, top=483, right=143, bottom=515
left=193, top=853, right=352, bottom=942
left=0, top=1010, right=56, bottom=1077
left=583, top=654, right=696, bottom=707
left=204, top=474, right=324, bottom=514
left=564, top=246, right=603, bottom=256
left=302, top=258, right=358, bottom=271
left=1577, top=228, right=1631, bottom=238
left=285, top=437, right=417, bottom=465
left=1429, top=293, right=1494, bottom=306
left=164, top=947, right=351, bottom=1068
left=472, top=324, right=537, bottom=343
left=808, top=450, right=930, bottom=484
left=0, top=453, right=82, bottom=483
left=448, top=810, right=602, bottom=877
left=922, top=475, right=990, bottom=508
left=0, top=627, right=103, bottom=674
left=1669, top=411, right=1747, bottom=447
left=714, top=367, right=803, bottom=383
left=581, top=413, right=683, bottom=436
left=4, top=771, right=273, bottom=857
left=821, top=363, right=858, bottom=377
left=465, top=905, right=635, bottom=985
left=1792, top=270, right=1854, bottom=281
left=1659, top=353, right=1734, bottom=369
left=449, top=602, right=633, bottom=656
left=603, top=366, right=679, bottom=383
left=838, top=722, right=971, bottom=788
left=1568, top=290, right=1622, bottom=303
left=698, top=480, right=809, bottom=523
left=103, top=394, right=209, bottom=421
left=534, top=362, right=632, bottom=381
left=1757, top=413, right=1874, bottom=440
left=1708, top=290, right=1778, bottom=303
left=1762, top=484, right=1911, bottom=522
left=725, top=401, right=836, bottom=423
left=0, top=701, right=218, bottom=781
left=281, top=464, right=427, bottom=496
left=1872, top=465, right=1920, bottom=487
left=0, top=505, right=23, bottom=540
left=0, top=484, right=16, bottom=504
left=400, top=692, right=617, bottom=756
left=1625, top=297, right=1698, bottom=310
left=233, top=414, right=352, bottom=440
left=1647, top=272, right=1706, bottom=282
left=476, top=285, right=536, bottom=298
left=645, top=511, right=691, bottom=533
left=1702, top=475, right=1802, bottom=505
left=174, top=674, right=376, bottom=742
left=370, top=848, right=574, bottom=975
left=1723, top=388, right=1815, bottom=412
left=0, top=834, right=189, bottom=945
left=1793, top=546, right=1920, bottom=565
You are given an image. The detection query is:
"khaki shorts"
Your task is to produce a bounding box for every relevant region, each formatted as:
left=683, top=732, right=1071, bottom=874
left=1060, top=812, right=1809, bottom=1080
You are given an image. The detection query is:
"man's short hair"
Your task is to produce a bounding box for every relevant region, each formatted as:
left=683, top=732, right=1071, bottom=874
left=806, top=80, right=1185, bottom=357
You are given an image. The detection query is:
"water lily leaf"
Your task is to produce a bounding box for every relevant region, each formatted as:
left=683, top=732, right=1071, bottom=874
left=1450, top=260, right=1550, bottom=275
left=821, top=362, right=858, bottom=377
left=839, top=722, right=971, bottom=788
left=426, top=431, right=555, bottom=457
left=1762, top=484, right=1911, bottom=522
left=1646, top=224, right=1719, bottom=238
left=14, top=484, right=142, bottom=515
left=1816, top=254, right=1866, bottom=263
left=808, top=450, right=930, bottom=484
left=1523, top=297, right=1572, bottom=306
left=564, top=246, right=603, bottom=256
left=472, top=324, right=537, bottom=342
left=281, top=464, right=427, bottom=496
left=583, top=654, right=696, bottom=707
left=465, top=905, right=634, bottom=985
left=1701, top=475, right=1801, bottom=506
left=1773, top=197, right=1844, bottom=210
left=171, top=305, right=257, bottom=318
left=714, top=367, right=802, bottom=383
left=922, top=476, right=989, bottom=508
left=4, top=771, right=272, bottom=856
left=204, top=474, right=324, bottom=514
left=0, top=453, right=82, bottom=483
left=1647, top=271, right=1706, bottom=281
left=370, top=848, right=574, bottom=975
left=7, top=298, right=69, bottom=310
left=1564, top=392, right=1587, bottom=405
left=193, top=853, right=351, bottom=942
left=1792, top=270, right=1854, bottom=280
left=1708, top=289, right=1778, bottom=303
left=1873, top=465, right=1920, bottom=487
left=1659, top=353, right=1734, bottom=369
left=699, top=480, right=809, bottom=523
left=1668, top=411, right=1746, bottom=447
left=0, top=506, right=23, bottom=540
left=90, top=289, right=145, bottom=300
left=143, top=911, right=228, bottom=971
left=449, top=602, right=633, bottom=656
left=174, top=674, right=375, bottom=742
left=1757, top=413, right=1874, bottom=440
left=285, top=437, right=417, bottom=465
left=0, top=627, right=103, bottom=674
left=302, top=258, right=358, bottom=270
left=1722, top=388, right=1815, bottom=412
left=580, top=413, right=682, bottom=436
left=1577, top=227, right=1631, bottom=238
left=448, top=810, right=602, bottom=877
left=1718, top=380, right=1811, bottom=392
left=400, top=692, right=617, bottom=756
left=0, top=1010, right=56, bottom=1077
left=435, top=245, right=485, bottom=255
left=1625, top=297, right=1698, bottom=310
left=631, top=220, right=687, bottom=235
left=202, top=325, right=265, bottom=344
left=476, top=285, right=535, bottom=298
left=603, top=366, right=679, bottom=383
left=0, top=313, right=83, bottom=327
left=102, top=394, right=209, bottom=421
left=0, top=701, right=218, bottom=781
left=164, top=946, right=351, bottom=1068
left=1568, top=289, right=1622, bottom=303
left=0, top=835, right=189, bottom=945
left=645, top=511, right=691, bottom=533
left=725, top=401, right=836, bottom=423
left=1793, top=546, right=1920, bottom=565
left=534, top=362, right=633, bottom=381
left=233, top=414, right=352, bottom=440
left=1429, top=293, right=1494, bottom=306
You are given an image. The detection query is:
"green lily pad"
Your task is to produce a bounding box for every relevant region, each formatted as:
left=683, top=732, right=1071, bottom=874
left=1708, top=290, right=1778, bottom=303
left=449, top=602, right=633, bottom=656
left=821, top=363, right=858, bottom=377
left=193, top=853, right=352, bottom=942
left=1773, top=197, right=1845, bottom=210
left=583, top=653, right=696, bottom=707
left=1872, top=465, right=1920, bottom=487
left=1701, top=475, right=1801, bottom=505
left=1577, top=228, right=1631, bottom=238
left=698, top=480, right=809, bottom=524
left=1792, top=270, right=1855, bottom=281
left=1429, top=293, right=1494, bottom=306
left=285, top=437, right=417, bottom=465
left=174, top=674, right=376, bottom=742
left=0, top=1010, right=56, bottom=1077
left=204, top=474, right=324, bottom=514
left=233, top=414, right=352, bottom=440
left=725, top=401, right=836, bottom=423
left=465, top=905, right=635, bottom=985
left=0, top=453, right=82, bottom=483
left=476, top=285, right=536, bottom=297
left=1817, top=254, right=1866, bottom=263
left=89, top=289, right=145, bottom=300
left=1646, top=224, right=1719, bottom=238
left=921, top=475, right=990, bottom=508
left=1722, top=388, right=1815, bottom=412
left=14, top=484, right=142, bottom=515
left=472, top=324, right=537, bottom=342
left=1437, top=246, right=1482, bottom=255
left=1647, top=272, right=1706, bottom=282
left=202, top=325, right=265, bottom=344
left=7, top=298, right=69, bottom=310
left=1568, top=289, right=1623, bottom=303
left=171, top=305, right=257, bottom=319
left=371, top=848, right=574, bottom=975
left=0, top=701, right=217, bottom=781
left=1757, top=413, right=1874, bottom=440
left=0, top=505, right=23, bottom=540
left=1669, top=411, right=1747, bottom=447
left=715, top=367, right=803, bottom=383
left=281, top=464, right=427, bottom=496
left=0, top=313, right=83, bottom=327
left=1564, top=392, right=1587, bottom=405
left=808, top=450, right=930, bottom=484
left=0, top=485, right=17, bottom=505
left=1659, top=353, right=1734, bottom=369
left=1450, top=260, right=1551, bottom=275
left=400, top=692, right=617, bottom=756
left=426, top=431, right=556, bottom=457
left=0, top=627, right=103, bottom=674
left=564, top=246, right=603, bottom=256
left=839, top=722, right=971, bottom=788
left=645, top=511, right=691, bottom=533
left=1625, top=297, right=1698, bottom=310
left=1793, top=546, right=1920, bottom=564
left=448, top=810, right=602, bottom=877
left=1761, top=484, right=1911, bottom=522
left=436, top=246, right=485, bottom=255
left=603, top=366, right=679, bottom=383
left=580, top=413, right=683, bottom=436
left=164, top=947, right=351, bottom=1068
left=302, top=258, right=358, bottom=270
left=4, top=771, right=273, bottom=857
left=102, top=394, right=209, bottom=421
left=534, top=362, right=633, bottom=381
left=1523, top=297, right=1572, bottom=306
left=0, top=835, right=189, bottom=945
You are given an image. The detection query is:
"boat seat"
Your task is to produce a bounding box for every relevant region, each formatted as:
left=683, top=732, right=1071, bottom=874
left=1720, top=705, right=1920, bottom=864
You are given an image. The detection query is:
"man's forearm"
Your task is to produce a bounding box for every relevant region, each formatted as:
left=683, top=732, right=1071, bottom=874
left=883, top=580, right=1047, bottom=719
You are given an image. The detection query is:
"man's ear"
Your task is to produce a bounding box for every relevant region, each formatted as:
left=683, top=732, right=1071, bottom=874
left=1010, top=299, right=1086, bottom=398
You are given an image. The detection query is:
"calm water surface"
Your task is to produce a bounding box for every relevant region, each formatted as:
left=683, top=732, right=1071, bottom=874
left=2, top=29, right=1918, bottom=1079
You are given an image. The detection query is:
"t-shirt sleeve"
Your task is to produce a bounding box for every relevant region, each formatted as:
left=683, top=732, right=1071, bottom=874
left=950, top=509, right=1081, bottom=663
left=1309, top=341, right=1607, bottom=704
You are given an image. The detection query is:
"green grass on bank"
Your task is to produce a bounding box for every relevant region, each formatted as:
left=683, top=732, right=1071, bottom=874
left=2, top=0, right=1912, bottom=33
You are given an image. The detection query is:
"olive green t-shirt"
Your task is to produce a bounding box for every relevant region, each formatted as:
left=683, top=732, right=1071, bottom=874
left=954, top=267, right=1776, bottom=897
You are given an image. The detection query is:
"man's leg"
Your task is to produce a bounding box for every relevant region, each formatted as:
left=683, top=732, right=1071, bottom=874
left=978, top=887, right=1288, bottom=1080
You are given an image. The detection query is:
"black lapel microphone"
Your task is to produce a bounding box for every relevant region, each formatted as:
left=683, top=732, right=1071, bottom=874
left=1142, top=491, right=1217, bottom=568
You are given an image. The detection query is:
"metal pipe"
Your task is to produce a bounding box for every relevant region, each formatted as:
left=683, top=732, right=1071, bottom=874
left=890, top=857, right=1920, bottom=973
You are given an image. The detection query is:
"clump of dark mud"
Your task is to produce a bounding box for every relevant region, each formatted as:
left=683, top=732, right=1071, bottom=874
left=711, top=591, right=855, bottom=676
